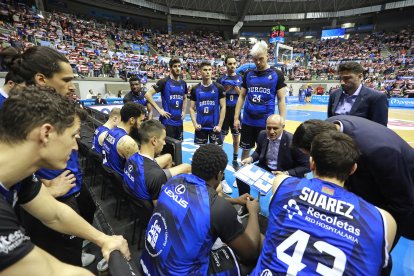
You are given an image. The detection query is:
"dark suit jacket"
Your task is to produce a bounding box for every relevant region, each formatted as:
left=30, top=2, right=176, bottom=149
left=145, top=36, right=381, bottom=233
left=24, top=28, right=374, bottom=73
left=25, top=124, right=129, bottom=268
left=327, top=85, right=388, bottom=126
left=251, top=130, right=310, bottom=177
left=327, top=115, right=414, bottom=238
left=94, top=98, right=107, bottom=105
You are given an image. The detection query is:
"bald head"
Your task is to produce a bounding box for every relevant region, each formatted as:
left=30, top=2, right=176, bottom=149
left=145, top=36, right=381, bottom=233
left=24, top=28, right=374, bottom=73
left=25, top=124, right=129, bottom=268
left=266, top=115, right=285, bottom=141
left=267, top=115, right=285, bottom=126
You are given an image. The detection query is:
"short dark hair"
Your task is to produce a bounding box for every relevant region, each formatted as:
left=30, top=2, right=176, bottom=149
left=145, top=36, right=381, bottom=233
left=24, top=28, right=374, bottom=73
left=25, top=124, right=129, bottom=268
left=0, top=85, right=76, bottom=144
left=192, top=144, right=228, bottom=182
left=76, top=107, right=88, bottom=121
left=224, top=56, right=236, bottom=64
left=199, top=61, right=211, bottom=69
left=169, top=57, right=181, bottom=68
left=310, top=131, right=360, bottom=182
left=0, top=47, right=19, bottom=70
left=138, top=119, right=165, bottom=144
left=292, top=120, right=337, bottom=151
left=338, top=62, right=364, bottom=74
left=129, top=76, right=140, bottom=83
left=120, top=102, right=146, bottom=122
left=2, top=46, right=69, bottom=86
left=4, top=71, right=24, bottom=85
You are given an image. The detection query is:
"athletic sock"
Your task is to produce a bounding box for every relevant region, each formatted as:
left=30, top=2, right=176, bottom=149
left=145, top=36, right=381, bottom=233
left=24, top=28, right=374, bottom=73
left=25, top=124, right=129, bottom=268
left=233, top=154, right=238, bottom=161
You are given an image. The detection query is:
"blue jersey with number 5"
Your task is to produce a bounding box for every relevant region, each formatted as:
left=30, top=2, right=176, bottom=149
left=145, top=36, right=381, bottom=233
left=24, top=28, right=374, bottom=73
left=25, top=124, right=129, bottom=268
left=252, top=177, right=387, bottom=276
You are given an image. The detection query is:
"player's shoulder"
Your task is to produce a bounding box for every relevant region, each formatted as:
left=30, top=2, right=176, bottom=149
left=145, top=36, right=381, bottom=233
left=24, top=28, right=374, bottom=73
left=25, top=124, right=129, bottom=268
left=269, top=66, right=283, bottom=74
left=158, top=76, right=170, bottom=84
left=118, top=133, right=135, bottom=146
left=178, top=78, right=188, bottom=86
left=213, top=81, right=224, bottom=90
left=244, top=69, right=256, bottom=77
left=191, top=83, right=201, bottom=90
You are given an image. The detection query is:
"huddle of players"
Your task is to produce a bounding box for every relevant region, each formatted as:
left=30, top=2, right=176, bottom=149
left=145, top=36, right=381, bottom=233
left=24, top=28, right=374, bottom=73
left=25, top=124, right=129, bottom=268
left=0, top=42, right=400, bottom=276
left=126, top=41, right=396, bottom=275
left=0, top=46, right=130, bottom=275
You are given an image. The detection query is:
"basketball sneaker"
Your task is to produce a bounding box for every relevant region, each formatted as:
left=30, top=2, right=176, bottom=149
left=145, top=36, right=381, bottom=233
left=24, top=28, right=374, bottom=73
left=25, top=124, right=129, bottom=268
left=221, top=180, right=233, bottom=194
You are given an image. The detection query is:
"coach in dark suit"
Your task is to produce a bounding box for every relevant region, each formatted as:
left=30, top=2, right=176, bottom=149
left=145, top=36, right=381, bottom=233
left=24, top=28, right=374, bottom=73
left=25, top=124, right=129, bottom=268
left=327, top=62, right=388, bottom=126
left=238, top=115, right=310, bottom=195
left=292, top=115, right=414, bottom=241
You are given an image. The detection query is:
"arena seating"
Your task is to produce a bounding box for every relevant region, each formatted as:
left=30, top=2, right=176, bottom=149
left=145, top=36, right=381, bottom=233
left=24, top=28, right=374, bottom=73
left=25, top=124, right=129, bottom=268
left=0, top=1, right=412, bottom=95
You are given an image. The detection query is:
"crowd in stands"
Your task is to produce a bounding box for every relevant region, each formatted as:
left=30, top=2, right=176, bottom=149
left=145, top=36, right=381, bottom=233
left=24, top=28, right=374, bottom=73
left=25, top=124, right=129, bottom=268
left=0, top=1, right=152, bottom=79
left=0, top=1, right=413, bottom=93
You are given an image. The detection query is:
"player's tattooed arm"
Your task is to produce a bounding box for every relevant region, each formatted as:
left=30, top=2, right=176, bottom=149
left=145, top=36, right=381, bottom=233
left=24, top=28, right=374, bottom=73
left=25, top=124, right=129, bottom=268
left=117, top=136, right=139, bottom=159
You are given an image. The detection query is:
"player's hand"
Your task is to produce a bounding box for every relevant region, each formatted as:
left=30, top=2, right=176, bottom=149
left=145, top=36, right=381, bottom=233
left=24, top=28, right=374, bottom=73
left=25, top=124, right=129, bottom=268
left=235, top=193, right=254, bottom=205
left=42, top=170, right=76, bottom=198
left=241, top=157, right=253, bottom=166
left=194, top=124, right=202, bottom=131
left=224, top=85, right=232, bottom=92
left=159, top=109, right=171, bottom=119
left=100, top=234, right=131, bottom=262
left=213, top=126, right=221, bottom=133
left=234, top=119, right=241, bottom=131
left=272, top=171, right=288, bottom=175
left=233, top=86, right=241, bottom=94
left=181, top=111, right=186, bottom=120
left=246, top=197, right=260, bottom=215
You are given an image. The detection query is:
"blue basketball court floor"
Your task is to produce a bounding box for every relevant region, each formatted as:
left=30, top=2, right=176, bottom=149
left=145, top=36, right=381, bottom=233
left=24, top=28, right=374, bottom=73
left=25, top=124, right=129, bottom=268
left=180, top=104, right=414, bottom=276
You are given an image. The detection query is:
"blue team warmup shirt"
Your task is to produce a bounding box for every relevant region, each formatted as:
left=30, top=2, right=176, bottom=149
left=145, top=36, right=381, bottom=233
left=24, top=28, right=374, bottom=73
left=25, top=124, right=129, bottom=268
left=242, top=68, right=286, bottom=128
left=218, top=74, right=243, bottom=108
left=123, top=153, right=167, bottom=202
left=123, top=153, right=148, bottom=200
left=153, top=76, right=188, bottom=127
left=141, top=174, right=244, bottom=275
left=36, top=150, right=82, bottom=198
left=102, top=127, right=128, bottom=175
left=190, top=82, right=225, bottom=131
left=252, top=177, right=388, bottom=276
left=91, top=125, right=109, bottom=154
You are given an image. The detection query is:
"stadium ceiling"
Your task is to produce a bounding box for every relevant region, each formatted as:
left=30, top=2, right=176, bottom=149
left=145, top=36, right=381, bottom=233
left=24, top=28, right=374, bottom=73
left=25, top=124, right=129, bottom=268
left=122, top=0, right=414, bottom=21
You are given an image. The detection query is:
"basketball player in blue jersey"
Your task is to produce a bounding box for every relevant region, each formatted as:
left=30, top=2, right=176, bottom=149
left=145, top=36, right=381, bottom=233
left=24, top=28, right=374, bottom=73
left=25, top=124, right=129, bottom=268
left=103, top=103, right=174, bottom=177
left=0, top=86, right=130, bottom=275
left=234, top=41, right=287, bottom=162
left=140, top=144, right=261, bottom=276
left=124, top=76, right=153, bottom=119
left=145, top=57, right=188, bottom=141
left=252, top=131, right=396, bottom=276
left=218, top=56, right=243, bottom=170
left=123, top=120, right=191, bottom=206
left=189, top=61, right=226, bottom=146
left=2, top=46, right=103, bottom=266
left=91, top=108, right=121, bottom=154
left=102, top=102, right=147, bottom=176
